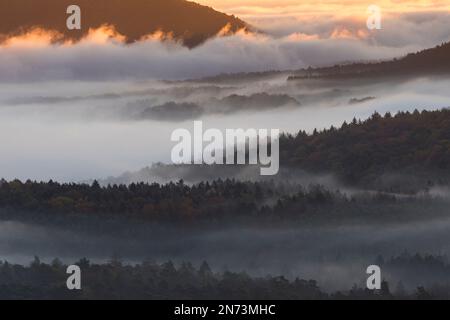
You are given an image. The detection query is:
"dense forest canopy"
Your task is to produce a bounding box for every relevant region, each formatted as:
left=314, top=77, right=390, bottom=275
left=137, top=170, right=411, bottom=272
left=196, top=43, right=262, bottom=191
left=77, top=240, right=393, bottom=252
left=280, top=108, right=450, bottom=184
left=0, top=177, right=447, bottom=225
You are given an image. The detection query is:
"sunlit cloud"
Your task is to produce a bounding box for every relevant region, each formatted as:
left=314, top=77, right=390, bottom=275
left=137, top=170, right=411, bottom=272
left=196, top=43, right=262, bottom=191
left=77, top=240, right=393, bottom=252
left=1, top=25, right=130, bottom=48
left=0, top=27, right=423, bottom=82
left=197, top=0, right=450, bottom=40
left=1, top=28, right=64, bottom=48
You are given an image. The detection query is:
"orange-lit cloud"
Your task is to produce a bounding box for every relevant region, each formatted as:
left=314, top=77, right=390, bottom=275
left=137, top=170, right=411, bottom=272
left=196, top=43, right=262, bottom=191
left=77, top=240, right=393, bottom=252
left=0, top=25, right=128, bottom=48
left=0, top=23, right=254, bottom=49
left=1, top=28, right=64, bottom=48
left=83, top=25, right=127, bottom=44
left=0, top=26, right=191, bottom=48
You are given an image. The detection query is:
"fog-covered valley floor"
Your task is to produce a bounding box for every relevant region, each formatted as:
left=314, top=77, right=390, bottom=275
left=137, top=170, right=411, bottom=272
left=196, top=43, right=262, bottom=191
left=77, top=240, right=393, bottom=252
left=2, top=210, right=450, bottom=292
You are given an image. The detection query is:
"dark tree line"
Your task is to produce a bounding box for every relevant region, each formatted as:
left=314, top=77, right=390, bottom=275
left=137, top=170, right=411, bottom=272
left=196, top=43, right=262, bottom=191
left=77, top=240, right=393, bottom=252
left=0, top=256, right=446, bottom=300
left=0, top=178, right=446, bottom=224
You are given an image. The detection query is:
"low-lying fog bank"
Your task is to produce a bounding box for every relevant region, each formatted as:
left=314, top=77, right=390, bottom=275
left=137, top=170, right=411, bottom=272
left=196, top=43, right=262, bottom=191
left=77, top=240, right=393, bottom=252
left=1, top=76, right=450, bottom=182
left=2, top=214, right=450, bottom=292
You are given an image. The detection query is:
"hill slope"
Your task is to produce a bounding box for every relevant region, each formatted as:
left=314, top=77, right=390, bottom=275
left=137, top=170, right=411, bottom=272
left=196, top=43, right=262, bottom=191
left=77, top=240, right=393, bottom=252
left=281, top=108, right=450, bottom=186
left=288, top=42, right=450, bottom=80
left=0, top=0, right=248, bottom=47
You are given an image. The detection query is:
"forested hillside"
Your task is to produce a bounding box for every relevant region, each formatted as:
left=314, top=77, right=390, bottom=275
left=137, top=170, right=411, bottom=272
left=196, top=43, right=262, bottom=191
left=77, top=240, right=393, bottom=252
left=281, top=109, right=450, bottom=184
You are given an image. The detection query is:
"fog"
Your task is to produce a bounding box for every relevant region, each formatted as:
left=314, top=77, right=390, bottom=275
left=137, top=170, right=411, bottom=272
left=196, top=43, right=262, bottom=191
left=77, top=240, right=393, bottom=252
left=0, top=74, right=449, bottom=182
left=2, top=10, right=450, bottom=82
left=2, top=211, right=450, bottom=291
left=0, top=28, right=439, bottom=83
left=251, top=11, right=450, bottom=50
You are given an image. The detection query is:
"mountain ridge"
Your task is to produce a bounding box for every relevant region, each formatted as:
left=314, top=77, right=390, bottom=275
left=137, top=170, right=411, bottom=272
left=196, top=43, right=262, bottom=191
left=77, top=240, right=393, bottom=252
left=0, top=0, right=249, bottom=48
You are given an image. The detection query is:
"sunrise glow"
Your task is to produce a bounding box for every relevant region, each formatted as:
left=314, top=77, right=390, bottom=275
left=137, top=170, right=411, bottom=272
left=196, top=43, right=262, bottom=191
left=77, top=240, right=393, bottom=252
left=196, top=0, right=450, bottom=18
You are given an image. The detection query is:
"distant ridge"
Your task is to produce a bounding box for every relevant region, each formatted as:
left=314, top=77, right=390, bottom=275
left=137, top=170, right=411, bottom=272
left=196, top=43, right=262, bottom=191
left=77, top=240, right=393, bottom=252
left=185, top=42, right=450, bottom=83
left=288, top=42, right=450, bottom=80
left=0, top=0, right=249, bottom=48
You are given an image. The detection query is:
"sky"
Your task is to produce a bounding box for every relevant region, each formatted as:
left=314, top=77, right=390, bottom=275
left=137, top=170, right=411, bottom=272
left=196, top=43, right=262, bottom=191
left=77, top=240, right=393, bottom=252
left=197, top=0, right=450, bottom=39
left=197, top=0, right=450, bottom=17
